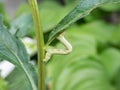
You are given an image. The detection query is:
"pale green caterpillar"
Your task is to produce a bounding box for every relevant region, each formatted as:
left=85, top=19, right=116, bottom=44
left=44, top=32, right=72, bottom=62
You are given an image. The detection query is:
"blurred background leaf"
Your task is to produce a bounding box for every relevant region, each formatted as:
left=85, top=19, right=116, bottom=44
left=0, top=1, right=9, bottom=27
left=0, top=0, right=120, bottom=90
left=0, top=76, right=8, bottom=90
left=47, top=28, right=110, bottom=90
left=6, top=68, right=32, bottom=90
left=100, top=48, right=120, bottom=78
left=10, top=0, right=76, bottom=38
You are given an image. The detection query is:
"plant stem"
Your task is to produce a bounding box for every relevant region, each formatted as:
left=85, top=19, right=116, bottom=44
left=28, top=0, right=45, bottom=90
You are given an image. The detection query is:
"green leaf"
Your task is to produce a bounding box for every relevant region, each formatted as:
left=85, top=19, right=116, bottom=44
left=110, top=25, right=120, bottom=44
left=76, top=21, right=116, bottom=44
left=48, top=43, right=110, bottom=90
left=100, top=3, right=120, bottom=11
left=12, top=1, right=74, bottom=38
left=115, top=68, right=120, bottom=90
left=40, top=1, right=73, bottom=32
left=6, top=68, right=32, bottom=90
left=48, top=0, right=120, bottom=42
left=0, top=2, right=9, bottom=26
left=10, top=14, right=33, bottom=38
left=47, top=28, right=112, bottom=90
left=53, top=58, right=110, bottom=90
left=0, top=77, right=8, bottom=90
left=100, top=48, right=120, bottom=78
left=47, top=24, right=98, bottom=78
left=0, top=58, right=2, bottom=61
left=0, top=16, right=37, bottom=90
left=65, top=0, right=79, bottom=5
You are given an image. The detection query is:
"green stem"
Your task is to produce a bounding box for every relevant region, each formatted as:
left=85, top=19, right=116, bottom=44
left=28, top=0, right=45, bottom=90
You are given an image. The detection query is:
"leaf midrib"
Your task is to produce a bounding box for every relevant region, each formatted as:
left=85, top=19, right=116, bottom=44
left=1, top=37, right=37, bottom=90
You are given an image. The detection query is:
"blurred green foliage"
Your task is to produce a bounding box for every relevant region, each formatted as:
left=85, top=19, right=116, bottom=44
left=0, top=77, right=8, bottom=90
left=0, top=2, right=9, bottom=26
left=0, top=0, right=120, bottom=90
left=47, top=21, right=120, bottom=90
